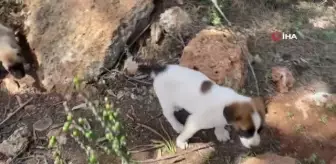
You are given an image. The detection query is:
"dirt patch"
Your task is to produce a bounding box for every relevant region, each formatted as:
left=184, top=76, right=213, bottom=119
left=21, top=0, right=154, bottom=93
left=266, top=85, right=336, bottom=163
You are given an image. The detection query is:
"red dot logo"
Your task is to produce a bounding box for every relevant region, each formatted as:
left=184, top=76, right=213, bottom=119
left=271, top=31, right=282, bottom=42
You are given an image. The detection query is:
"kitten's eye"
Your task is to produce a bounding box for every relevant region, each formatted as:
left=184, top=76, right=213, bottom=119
left=257, top=126, right=263, bottom=133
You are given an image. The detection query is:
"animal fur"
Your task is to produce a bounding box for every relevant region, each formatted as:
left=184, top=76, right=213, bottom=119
left=0, top=23, right=25, bottom=79
left=124, top=58, right=267, bottom=149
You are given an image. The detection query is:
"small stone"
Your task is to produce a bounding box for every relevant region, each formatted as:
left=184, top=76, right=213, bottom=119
left=137, top=96, right=144, bottom=101
left=0, top=125, right=30, bottom=157
left=33, top=117, right=53, bottom=132
left=176, top=0, right=183, bottom=5
left=271, top=66, right=295, bottom=93
left=241, top=153, right=296, bottom=164
left=117, top=90, right=124, bottom=100
left=159, top=6, right=192, bottom=36
left=25, top=158, right=38, bottom=164
left=253, top=54, right=263, bottom=64
left=106, top=89, right=115, bottom=96
left=24, top=104, right=36, bottom=110
left=130, top=93, right=137, bottom=100
left=123, top=56, right=139, bottom=75
left=84, top=86, right=98, bottom=98
left=65, top=93, right=73, bottom=101
left=201, top=17, right=209, bottom=23
left=93, top=100, right=100, bottom=106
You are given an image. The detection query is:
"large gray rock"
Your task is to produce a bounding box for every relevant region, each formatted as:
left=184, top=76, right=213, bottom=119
left=23, top=0, right=154, bottom=93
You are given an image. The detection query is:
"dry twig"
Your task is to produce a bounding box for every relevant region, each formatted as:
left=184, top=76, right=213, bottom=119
left=136, top=123, right=168, bottom=143
left=134, top=143, right=215, bottom=163
left=130, top=145, right=164, bottom=154
left=129, top=144, right=158, bottom=151
left=244, top=50, right=260, bottom=96
left=135, top=113, right=162, bottom=130
left=104, top=68, right=152, bottom=85
left=0, top=97, right=34, bottom=127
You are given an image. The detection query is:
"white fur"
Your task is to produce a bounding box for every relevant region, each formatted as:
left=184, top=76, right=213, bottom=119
left=240, top=111, right=261, bottom=148
left=150, top=64, right=261, bottom=149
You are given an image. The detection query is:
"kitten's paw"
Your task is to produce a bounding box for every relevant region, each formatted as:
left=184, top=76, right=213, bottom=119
left=215, top=129, right=230, bottom=142
left=176, top=138, right=189, bottom=150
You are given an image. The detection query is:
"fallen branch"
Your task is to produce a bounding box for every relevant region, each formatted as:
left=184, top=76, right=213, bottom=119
left=244, top=49, right=260, bottom=96
left=240, top=47, right=260, bottom=96
left=130, top=145, right=164, bottom=154
left=104, top=68, right=152, bottom=85
left=136, top=123, right=168, bottom=143
left=135, top=113, right=162, bottom=130
left=134, top=143, right=215, bottom=163
left=129, top=144, right=158, bottom=151
left=0, top=97, right=34, bottom=127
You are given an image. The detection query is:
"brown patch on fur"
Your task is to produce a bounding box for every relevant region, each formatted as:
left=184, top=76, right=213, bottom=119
left=224, top=97, right=267, bottom=131
left=224, top=102, right=254, bottom=130
left=200, top=80, right=213, bottom=93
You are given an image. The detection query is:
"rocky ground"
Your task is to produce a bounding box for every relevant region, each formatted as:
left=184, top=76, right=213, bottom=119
left=1, top=0, right=336, bottom=164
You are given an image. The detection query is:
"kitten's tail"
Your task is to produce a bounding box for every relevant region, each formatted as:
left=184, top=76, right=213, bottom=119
left=123, top=56, right=167, bottom=78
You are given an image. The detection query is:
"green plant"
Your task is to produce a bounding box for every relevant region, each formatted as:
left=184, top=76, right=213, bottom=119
left=319, top=114, right=328, bottom=125
left=294, top=124, right=304, bottom=134
left=138, top=121, right=177, bottom=155
left=49, top=77, right=130, bottom=164
left=151, top=139, right=176, bottom=154
left=209, top=6, right=222, bottom=26
left=287, top=111, right=294, bottom=119
left=302, top=153, right=326, bottom=164
left=315, top=30, right=336, bottom=43
left=48, top=136, right=66, bottom=164
left=327, top=104, right=336, bottom=114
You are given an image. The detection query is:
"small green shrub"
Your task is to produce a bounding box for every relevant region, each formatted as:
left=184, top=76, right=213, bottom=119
left=48, top=76, right=130, bottom=164
left=302, top=153, right=326, bottom=164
